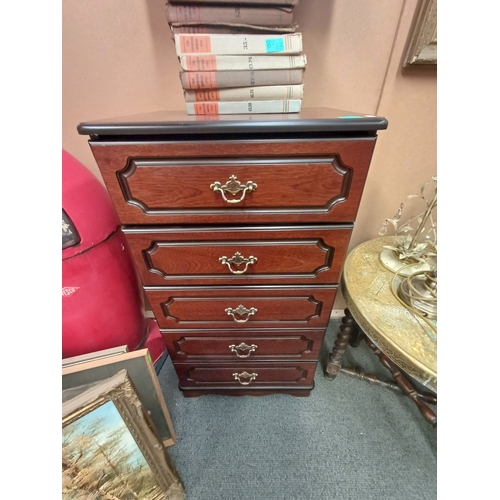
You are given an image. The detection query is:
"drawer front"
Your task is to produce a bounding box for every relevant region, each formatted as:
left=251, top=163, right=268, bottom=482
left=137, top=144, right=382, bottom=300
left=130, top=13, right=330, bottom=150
left=174, top=362, right=317, bottom=389
left=145, top=286, right=336, bottom=329
left=90, top=139, right=376, bottom=225
left=124, top=225, right=351, bottom=286
left=162, top=329, right=325, bottom=361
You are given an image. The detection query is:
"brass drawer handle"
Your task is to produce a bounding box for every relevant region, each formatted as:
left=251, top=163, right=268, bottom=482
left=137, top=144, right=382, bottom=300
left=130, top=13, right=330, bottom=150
left=225, top=305, right=258, bottom=323
left=233, top=371, right=258, bottom=385
left=210, top=175, right=257, bottom=204
left=229, top=342, right=258, bottom=358
left=220, top=252, right=258, bottom=274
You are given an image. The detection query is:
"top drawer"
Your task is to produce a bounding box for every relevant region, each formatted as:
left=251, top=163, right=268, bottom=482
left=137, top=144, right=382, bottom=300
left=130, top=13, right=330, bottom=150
left=89, top=139, right=376, bottom=225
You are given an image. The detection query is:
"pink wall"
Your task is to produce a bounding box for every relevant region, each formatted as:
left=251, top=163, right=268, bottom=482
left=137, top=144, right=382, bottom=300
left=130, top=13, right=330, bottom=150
left=62, top=0, right=436, bottom=309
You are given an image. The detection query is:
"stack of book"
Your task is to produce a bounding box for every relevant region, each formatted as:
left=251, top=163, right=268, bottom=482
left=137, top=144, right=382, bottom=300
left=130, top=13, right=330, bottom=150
left=165, top=0, right=305, bottom=115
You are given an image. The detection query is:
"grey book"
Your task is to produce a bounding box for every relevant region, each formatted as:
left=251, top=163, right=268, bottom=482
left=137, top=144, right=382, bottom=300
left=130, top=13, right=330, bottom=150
left=180, top=68, right=304, bottom=89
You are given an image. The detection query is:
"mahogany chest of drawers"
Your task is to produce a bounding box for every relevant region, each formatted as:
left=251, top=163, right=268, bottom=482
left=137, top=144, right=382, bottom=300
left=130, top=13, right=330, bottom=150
left=78, top=108, right=387, bottom=397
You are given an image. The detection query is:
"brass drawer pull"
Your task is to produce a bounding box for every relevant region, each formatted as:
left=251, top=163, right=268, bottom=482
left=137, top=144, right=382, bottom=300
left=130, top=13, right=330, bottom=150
left=225, top=305, right=258, bottom=323
left=210, top=175, right=257, bottom=204
left=229, top=342, right=258, bottom=358
left=220, top=252, right=258, bottom=274
left=233, top=371, right=258, bottom=385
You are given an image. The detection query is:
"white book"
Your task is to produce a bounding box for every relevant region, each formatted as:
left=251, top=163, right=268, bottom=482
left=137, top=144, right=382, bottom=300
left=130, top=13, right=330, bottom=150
left=179, top=54, right=307, bottom=71
left=186, top=99, right=302, bottom=115
left=184, top=84, right=304, bottom=102
left=174, top=33, right=303, bottom=56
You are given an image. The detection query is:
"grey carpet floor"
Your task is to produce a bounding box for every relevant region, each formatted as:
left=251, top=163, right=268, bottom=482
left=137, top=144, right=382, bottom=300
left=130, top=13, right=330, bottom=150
left=157, top=318, right=437, bottom=500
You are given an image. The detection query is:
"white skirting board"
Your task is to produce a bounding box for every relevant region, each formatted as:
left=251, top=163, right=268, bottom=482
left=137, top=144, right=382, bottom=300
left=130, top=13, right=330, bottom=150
left=330, top=309, right=345, bottom=318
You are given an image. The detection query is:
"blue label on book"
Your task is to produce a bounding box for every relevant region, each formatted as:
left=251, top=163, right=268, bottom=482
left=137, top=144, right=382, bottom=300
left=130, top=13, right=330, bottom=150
left=265, top=38, right=285, bottom=53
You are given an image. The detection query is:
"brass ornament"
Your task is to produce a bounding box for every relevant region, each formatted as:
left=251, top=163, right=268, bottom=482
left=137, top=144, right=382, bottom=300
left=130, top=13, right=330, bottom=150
left=398, top=269, right=437, bottom=321
left=379, top=176, right=437, bottom=275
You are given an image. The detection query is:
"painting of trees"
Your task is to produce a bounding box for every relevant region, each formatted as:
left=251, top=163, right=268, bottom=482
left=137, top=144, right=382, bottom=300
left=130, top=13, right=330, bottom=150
left=62, top=400, right=164, bottom=500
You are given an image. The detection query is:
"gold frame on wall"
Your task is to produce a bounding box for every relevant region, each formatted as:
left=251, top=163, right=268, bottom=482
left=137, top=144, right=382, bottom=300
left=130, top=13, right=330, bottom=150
left=404, top=0, right=437, bottom=67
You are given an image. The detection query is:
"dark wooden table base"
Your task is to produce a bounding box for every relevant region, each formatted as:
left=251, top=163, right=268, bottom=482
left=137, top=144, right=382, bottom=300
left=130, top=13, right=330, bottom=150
left=325, top=308, right=437, bottom=428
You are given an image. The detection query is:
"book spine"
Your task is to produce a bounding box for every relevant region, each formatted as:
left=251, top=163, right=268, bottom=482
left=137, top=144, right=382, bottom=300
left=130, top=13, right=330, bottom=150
left=179, top=69, right=304, bottom=89
left=166, top=5, right=293, bottom=26
left=170, top=24, right=297, bottom=35
left=184, top=84, right=304, bottom=102
left=179, top=54, right=307, bottom=71
left=186, top=100, right=302, bottom=115
left=174, top=33, right=303, bottom=55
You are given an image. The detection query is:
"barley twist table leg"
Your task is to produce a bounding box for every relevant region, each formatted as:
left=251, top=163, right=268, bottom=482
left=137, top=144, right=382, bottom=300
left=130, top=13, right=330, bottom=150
left=366, top=338, right=437, bottom=428
left=348, top=321, right=364, bottom=348
left=325, top=308, right=356, bottom=381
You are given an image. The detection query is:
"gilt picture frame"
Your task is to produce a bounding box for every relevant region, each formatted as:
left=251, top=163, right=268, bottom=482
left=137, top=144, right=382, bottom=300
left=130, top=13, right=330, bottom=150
left=62, top=370, right=185, bottom=500
left=62, top=348, right=176, bottom=447
left=403, top=0, right=437, bottom=67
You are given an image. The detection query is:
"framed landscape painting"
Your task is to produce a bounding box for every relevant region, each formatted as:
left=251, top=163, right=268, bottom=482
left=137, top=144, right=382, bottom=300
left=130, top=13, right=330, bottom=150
left=62, top=369, right=185, bottom=500
left=62, top=348, right=176, bottom=447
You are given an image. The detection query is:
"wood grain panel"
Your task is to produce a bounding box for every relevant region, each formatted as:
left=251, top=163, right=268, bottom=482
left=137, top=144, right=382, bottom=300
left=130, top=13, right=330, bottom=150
left=124, top=225, right=351, bottom=285
left=174, top=362, right=317, bottom=388
left=162, top=329, right=325, bottom=361
left=89, top=138, right=376, bottom=224
left=82, top=114, right=383, bottom=397
left=145, top=286, right=336, bottom=329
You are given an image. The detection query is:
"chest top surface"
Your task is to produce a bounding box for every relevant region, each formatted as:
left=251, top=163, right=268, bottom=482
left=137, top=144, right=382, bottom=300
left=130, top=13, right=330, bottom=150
left=77, top=107, right=388, bottom=138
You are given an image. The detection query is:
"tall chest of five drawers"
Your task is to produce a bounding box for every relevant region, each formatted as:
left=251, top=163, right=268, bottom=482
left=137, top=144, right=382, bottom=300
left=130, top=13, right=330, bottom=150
left=78, top=108, right=388, bottom=397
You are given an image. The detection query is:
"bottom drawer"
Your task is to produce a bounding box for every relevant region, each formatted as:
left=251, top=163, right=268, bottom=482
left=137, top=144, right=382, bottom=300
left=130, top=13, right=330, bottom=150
left=174, top=362, right=317, bottom=390
left=162, top=329, right=326, bottom=362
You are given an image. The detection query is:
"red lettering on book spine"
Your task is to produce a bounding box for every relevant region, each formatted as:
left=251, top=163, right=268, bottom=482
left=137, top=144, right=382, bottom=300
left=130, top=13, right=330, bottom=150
left=185, top=72, right=216, bottom=89
left=195, top=90, right=220, bottom=101
left=194, top=103, right=219, bottom=115
left=185, top=55, right=217, bottom=71
left=180, top=35, right=211, bottom=54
